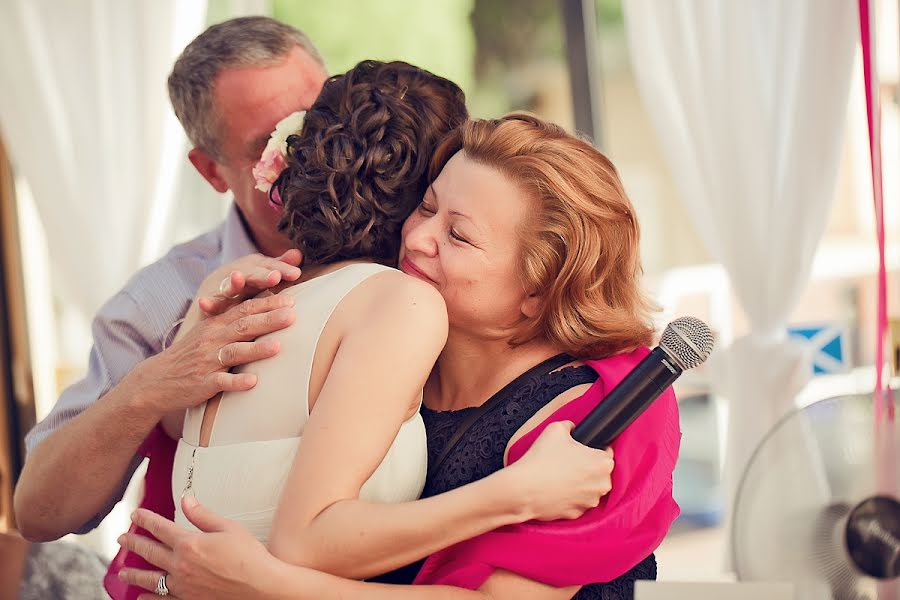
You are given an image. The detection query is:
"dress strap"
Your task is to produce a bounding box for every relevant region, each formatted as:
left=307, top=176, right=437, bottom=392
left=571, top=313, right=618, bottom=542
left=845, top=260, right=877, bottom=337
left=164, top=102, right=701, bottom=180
left=426, top=353, right=573, bottom=488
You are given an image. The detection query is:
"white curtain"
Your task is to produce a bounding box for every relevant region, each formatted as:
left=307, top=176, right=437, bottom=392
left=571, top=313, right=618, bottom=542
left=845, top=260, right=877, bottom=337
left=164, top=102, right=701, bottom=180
left=622, top=0, right=858, bottom=542
left=0, top=0, right=208, bottom=321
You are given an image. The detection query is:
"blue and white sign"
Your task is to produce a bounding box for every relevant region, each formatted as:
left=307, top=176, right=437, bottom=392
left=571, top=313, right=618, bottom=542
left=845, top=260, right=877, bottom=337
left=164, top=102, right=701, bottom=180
left=787, top=323, right=849, bottom=375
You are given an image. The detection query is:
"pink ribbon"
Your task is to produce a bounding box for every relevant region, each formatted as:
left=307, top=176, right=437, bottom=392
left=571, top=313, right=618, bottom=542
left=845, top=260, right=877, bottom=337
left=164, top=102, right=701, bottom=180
left=859, top=4, right=897, bottom=598
left=859, top=0, right=891, bottom=422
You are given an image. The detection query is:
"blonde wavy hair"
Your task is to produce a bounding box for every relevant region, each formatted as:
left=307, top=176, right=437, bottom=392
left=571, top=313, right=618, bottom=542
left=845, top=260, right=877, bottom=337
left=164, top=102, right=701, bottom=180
left=428, top=113, right=656, bottom=358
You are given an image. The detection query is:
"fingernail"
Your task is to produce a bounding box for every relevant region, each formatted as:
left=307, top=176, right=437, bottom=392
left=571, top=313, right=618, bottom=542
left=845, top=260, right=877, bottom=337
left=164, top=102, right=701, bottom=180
left=117, top=534, right=125, bottom=545
left=118, top=571, right=127, bottom=580
left=131, top=511, right=138, bottom=520
left=183, top=495, right=198, bottom=509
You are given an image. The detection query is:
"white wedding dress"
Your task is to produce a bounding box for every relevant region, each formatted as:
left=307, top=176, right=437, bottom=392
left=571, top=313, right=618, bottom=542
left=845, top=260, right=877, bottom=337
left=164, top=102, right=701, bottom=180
left=172, top=263, right=428, bottom=543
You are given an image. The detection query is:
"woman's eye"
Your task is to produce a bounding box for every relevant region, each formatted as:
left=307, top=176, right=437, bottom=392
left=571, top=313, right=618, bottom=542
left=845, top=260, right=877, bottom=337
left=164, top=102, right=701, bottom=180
left=418, top=203, right=436, bottom=215
left=450, top=229, right=469, bottom=244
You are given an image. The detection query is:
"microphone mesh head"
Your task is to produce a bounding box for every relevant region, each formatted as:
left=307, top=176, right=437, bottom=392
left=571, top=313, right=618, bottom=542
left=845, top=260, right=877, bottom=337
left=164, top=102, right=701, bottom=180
left=659, top=316, right=714, bottom=370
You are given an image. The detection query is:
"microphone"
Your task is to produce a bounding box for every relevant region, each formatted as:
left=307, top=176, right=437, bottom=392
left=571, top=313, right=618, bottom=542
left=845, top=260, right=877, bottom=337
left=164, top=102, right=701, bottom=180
left=572, top=316, right=714, bottom=449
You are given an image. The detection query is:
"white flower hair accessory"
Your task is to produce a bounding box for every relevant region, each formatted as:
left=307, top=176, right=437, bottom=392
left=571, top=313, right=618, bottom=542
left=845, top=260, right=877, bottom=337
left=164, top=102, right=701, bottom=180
left=252, top=110, right=306, bottom=196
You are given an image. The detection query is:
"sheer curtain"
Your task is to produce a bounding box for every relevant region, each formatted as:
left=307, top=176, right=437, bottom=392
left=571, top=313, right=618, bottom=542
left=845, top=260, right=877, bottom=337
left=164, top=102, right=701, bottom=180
left=622, top=0, right=858, bottom=549
left=0, top=0, right=209, bottom=559
left=0, top=0, right=208, bottom=322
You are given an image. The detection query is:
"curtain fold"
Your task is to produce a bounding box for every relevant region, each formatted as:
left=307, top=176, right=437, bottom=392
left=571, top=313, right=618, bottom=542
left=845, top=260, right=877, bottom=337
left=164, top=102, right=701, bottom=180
left=623, top=0, right=858, bottom=548
left=0, top=0, right=208, bottom=321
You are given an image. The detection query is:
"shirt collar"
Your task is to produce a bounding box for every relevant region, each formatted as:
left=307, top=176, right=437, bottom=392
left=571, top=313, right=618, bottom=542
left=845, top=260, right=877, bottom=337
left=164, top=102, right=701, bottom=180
left=220, top=203, right=259, bottom=264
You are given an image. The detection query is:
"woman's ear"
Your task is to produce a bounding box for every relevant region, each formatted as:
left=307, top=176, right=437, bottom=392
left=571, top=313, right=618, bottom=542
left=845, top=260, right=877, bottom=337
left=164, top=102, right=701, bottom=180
left=189, top=147, right=230, bottom=194
left=521, top=293, right=543, bottom=318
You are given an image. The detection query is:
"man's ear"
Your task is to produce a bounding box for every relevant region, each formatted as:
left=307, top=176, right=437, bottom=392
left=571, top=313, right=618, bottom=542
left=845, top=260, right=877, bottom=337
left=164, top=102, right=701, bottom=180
left=188, top=147, right=229, bottom=194
left=521, top=293, right=543, bottom=319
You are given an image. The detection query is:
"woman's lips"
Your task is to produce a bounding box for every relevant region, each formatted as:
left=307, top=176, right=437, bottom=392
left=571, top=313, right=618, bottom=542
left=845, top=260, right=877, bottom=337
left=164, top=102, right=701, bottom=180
left=400, top=257, right=435, bottom=283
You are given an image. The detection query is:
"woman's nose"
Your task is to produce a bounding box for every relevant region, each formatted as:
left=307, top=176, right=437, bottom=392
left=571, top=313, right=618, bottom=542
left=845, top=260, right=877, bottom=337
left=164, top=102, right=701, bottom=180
left=403, top=217, right=439, bottom=257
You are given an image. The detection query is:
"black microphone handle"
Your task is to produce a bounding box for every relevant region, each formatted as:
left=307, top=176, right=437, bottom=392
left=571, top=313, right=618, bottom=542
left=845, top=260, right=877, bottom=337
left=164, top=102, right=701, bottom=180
left=571, top=347, right=682, bottom=449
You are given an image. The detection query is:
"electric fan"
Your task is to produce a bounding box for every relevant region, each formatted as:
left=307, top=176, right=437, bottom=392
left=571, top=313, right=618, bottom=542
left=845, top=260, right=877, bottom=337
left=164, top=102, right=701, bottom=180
left=732, top=393, right=900, bottom=600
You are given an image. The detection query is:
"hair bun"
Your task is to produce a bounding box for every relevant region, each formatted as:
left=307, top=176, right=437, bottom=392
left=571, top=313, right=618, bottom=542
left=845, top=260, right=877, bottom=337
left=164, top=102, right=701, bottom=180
left=276, top=60, right=468, bottom=265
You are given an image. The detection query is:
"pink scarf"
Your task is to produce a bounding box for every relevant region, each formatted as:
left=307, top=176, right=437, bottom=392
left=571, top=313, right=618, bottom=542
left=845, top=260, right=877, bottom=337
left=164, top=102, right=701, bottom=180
left=414, top=346, right=681, bottom=588
left=104, top=424, right=177, bottom=600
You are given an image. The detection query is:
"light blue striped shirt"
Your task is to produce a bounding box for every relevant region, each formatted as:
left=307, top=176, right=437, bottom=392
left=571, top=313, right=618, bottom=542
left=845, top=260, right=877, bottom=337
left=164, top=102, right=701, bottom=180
left=25, top=204, right=258, bottom=532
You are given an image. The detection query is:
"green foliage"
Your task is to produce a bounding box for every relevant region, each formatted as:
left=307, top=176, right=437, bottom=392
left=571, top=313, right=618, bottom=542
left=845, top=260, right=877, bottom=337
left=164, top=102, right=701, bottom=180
left=202, top=0, right=606, bottom=119
left=273, top=0, right=475, bottom=93
left=596, top=0, right=623, bottom=28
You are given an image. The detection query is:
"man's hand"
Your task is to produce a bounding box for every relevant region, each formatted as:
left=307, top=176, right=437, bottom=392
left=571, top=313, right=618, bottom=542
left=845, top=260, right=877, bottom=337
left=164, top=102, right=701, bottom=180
left=13, top=269, right=299, bottom=542
left=198, top=249, right=303, bottom=317
left=137, top=293, right=297, bottom=415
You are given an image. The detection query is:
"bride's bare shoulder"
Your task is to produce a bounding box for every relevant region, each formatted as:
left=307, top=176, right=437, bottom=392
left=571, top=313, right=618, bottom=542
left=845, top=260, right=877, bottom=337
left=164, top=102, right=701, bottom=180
left=327, top=268, right=448, bottom=347
left=358, top=268, right=446, bottom=317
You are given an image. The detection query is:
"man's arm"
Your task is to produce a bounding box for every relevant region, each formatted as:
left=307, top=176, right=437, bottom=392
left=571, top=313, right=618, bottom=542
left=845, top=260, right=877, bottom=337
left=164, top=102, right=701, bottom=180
left=14, top=291, right=296, bottom=541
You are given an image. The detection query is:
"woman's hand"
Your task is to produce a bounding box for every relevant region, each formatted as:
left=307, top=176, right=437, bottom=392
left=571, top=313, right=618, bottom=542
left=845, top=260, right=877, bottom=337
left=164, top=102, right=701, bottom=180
left=507, top=420, right=615, bottom=521
left=197, top=249, right=303, bottom=317
left=118, top=496, right=283, bottom=600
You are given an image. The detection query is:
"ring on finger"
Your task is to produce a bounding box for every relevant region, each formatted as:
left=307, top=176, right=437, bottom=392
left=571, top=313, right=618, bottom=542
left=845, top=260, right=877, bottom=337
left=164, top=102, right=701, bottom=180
left=217, top=347, right=227, bottom=368
left=218, top=277, right=240, bottom=300
left=155, top=573, right=170, bottom=596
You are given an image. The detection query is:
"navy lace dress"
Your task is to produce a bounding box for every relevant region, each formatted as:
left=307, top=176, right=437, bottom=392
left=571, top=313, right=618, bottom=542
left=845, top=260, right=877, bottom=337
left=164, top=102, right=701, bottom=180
left=373, top=353, right=656, bottom=599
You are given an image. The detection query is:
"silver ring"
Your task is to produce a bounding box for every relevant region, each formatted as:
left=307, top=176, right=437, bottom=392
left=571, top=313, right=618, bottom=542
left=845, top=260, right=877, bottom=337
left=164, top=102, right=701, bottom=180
left=155, top=573, right=169, bottom=596
left=218, top=277, right=240, bottom=299
left=217, top=347, right=227, bottom=368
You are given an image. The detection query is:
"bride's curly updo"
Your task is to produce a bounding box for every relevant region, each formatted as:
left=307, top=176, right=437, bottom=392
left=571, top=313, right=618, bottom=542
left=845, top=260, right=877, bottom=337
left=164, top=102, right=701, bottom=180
left=276, top=60, right=468, bottom=265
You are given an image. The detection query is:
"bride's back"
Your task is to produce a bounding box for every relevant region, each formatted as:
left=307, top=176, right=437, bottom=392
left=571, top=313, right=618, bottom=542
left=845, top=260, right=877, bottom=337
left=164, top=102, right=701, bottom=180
left=175, top=261, right=433, bottom=541
left=172, top=60, right=468, bottom=543
left=182, top=262, right=410, bottom=446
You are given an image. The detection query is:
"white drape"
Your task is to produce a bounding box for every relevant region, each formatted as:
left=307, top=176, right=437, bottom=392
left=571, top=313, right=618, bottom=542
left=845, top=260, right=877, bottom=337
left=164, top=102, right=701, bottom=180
left=622, top=0, right=858, bottom=538
left=0, top=0, right=208, bottom=321
left=0, top=0, right=210, bottom=560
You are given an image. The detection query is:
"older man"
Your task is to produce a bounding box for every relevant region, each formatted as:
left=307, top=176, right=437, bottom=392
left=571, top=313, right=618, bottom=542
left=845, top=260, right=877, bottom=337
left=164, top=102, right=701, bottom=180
left=14, top=16, right=328, bottom=541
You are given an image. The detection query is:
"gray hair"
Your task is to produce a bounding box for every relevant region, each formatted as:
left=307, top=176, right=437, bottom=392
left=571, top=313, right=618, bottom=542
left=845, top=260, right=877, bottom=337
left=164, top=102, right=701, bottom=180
left=168, top=16, right=326, bottom=159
